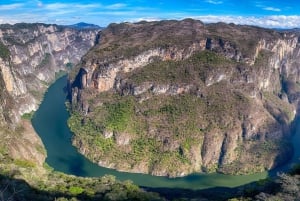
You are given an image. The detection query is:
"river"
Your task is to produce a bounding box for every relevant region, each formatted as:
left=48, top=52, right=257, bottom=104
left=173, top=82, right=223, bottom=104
left=31, top=75, right=300, bottom=190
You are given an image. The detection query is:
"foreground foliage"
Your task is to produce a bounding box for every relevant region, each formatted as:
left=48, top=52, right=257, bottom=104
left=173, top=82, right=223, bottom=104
left=0, top=122, right=162, bottom=201
left=0, top=170, right=163, bottom=201
left=230, top=166, right=300, bottom=201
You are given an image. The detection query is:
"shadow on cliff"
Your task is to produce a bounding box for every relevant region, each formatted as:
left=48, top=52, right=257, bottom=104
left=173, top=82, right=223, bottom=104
left=66, top=67, right=88, bottom=104
left=71, top=68, right=88, bottom=90
left=268, top=114, right=300, bottom=178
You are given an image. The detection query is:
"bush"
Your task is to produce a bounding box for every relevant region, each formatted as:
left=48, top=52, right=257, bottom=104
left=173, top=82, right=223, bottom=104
left=69, top=186, right=84, bottom=195
left=21, top=111, right=35, bottom=120
left=0, top=42, right=10, bottom=60
left=104, top=99, right=134, bottom=132
left=14, top=159, right=36, bottom=168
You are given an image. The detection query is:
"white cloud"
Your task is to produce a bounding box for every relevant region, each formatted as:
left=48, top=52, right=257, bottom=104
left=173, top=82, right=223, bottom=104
left=263, top=7, right=281, bottom=12
left=0, top=4, right=299, bottom=29
left=40, top=2, right=102, bottom=17
left=44, top=3, right=69, bottom=10
left=48, top=10, right=75, bottom=16
left=128, top=14, right=300, bottom=29
left=44, top=3, right=101, bottom=10
left=36, top=0, right=43, bottom=7
left=0, top=3, right=24, bottom=10
left=133, top=17, right=162, bottom=22
left=255, top=3, right=281, bottom=12
left=0, top=14, right=41, bottom=24
left=74, top=3, right=102, bottom=9
left=191, top=15, right=300, bottom=28
left=205, top=0, right=223, bottom=5
left=106, top=3, right=127, bottom=10
left=87, top=11, right=137, bottom=16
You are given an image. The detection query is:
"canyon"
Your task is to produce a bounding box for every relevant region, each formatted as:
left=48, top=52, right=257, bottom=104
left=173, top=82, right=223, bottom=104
left=0, top=23, right=164, bottom=201
left=69, top=19, right=300, bottom=177
left=0, top=19, right=299, bottom=200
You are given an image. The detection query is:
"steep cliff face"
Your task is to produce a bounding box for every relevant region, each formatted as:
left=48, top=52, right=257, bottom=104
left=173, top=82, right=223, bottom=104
left=69, top=19, right=300, bottom=177
left=0, top=23, right=99, bottom=126
left=0, top=23, right=99, bottom=167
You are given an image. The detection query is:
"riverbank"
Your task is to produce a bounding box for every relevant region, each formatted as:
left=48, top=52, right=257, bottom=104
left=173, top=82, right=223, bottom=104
left=31, top=75, right=289, bottom=190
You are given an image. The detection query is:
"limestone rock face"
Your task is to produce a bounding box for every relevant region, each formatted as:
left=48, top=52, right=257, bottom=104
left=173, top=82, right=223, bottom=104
left=0, top=23, right=99, bottom=167
left=70, top=19, right=300, bottom=176
left=0, top=23, right=99, bottom=126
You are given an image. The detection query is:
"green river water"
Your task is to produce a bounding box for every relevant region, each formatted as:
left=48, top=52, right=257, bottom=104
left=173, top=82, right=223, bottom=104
left=31, top=75, right=300, bottom=190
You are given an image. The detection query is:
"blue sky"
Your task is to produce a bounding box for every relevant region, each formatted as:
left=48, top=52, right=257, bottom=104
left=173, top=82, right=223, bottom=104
left=0, top=0, right=299, bottom=28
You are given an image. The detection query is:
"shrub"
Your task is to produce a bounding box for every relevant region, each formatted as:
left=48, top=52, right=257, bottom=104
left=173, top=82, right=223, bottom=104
left=69, top=186, right=84, bottom=196
left=0, top=42, right=10, bottom=60
left=21, top=111, right=35, bottom=120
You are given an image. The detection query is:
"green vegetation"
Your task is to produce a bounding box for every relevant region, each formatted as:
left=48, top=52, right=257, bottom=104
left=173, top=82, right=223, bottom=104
left=221, top=139, right=292, bottom=175
left=0, top=42, right=10, bottom=61
left=206, top=22, right=279, bottom=59
left=263, top=91, right=295, bottom=124
left=69, top=186, right=84, bottom=195
left=65, top=62, right=73, bottom=70
left=13, top=159, right=36, bottom=168
left=55, top=70, right=67, bottom=79
left=69, top=73, right=253, bottom=175
left=0, top=124, right=162, bottom=201
left=127, top=50, right=235, bottom=85
left=229, top=171, right=300, bottom=201
left=1, top=19, right=300, bottom=201
left=2, top=35, right=26, bottom=46
left=254, top=50, right=273, bottom=66
left=35, top=144, right=47, bottom=155
left=104, top=99, right=134, bottom=132
left=21, top=111, right=35, bottom=120
left=70, top=40, right=294, bottom=176
left=37, top=53, right=51, bottom=68
left=0, top=169, right=162, bottom=201
left=94, top=19, right=279, bottom=64
left=69, top=93, right=205, bottom=175
left=84, top=20, right=205, bottom=62
left=29, top=90, right=44, bottom=100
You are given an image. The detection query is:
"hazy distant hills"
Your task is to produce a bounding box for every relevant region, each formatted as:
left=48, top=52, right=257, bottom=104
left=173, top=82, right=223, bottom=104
left=67, top=22, right=103, bottom=29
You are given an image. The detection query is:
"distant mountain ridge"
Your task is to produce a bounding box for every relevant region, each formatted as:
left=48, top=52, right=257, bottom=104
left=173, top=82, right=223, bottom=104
left=67, top=22, right=103, bottom=29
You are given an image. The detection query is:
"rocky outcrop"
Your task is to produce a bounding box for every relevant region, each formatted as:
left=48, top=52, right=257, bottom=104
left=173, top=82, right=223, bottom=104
left=69, top=19, right=300, bottom=177
left=0, top=23, right=99, bottom=126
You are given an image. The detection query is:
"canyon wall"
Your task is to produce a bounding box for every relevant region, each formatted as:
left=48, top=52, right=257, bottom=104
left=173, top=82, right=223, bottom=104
left=0, top=23, right=99, bottom=126
left=0, top=23, right=99, bottom=165
left=69, top=19, right=300, bottom=176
